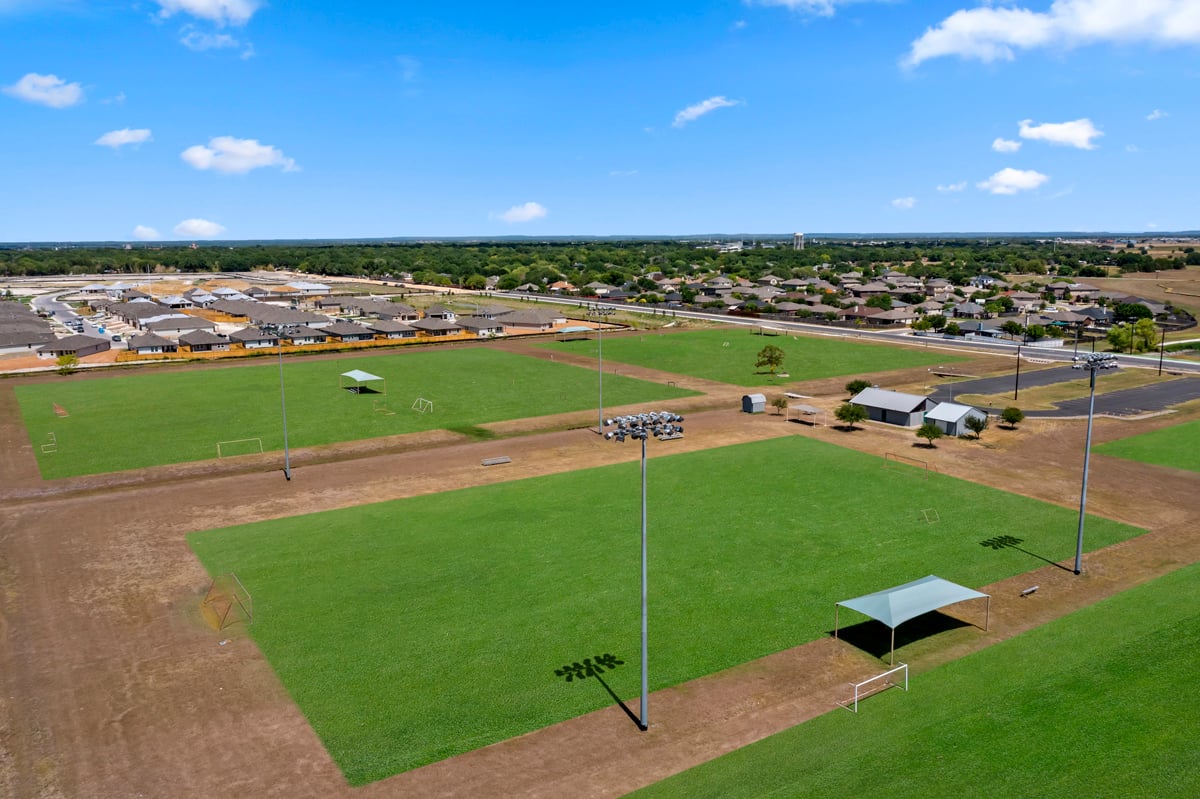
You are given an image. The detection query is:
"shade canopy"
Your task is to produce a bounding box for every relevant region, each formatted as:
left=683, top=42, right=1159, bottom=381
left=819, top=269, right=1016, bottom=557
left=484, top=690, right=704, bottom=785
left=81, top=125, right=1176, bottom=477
left=838, top=575, right=987, bottom=628
left=835, top=575, right=990, bottom=664
left=340, top=369, right=383, bottom=383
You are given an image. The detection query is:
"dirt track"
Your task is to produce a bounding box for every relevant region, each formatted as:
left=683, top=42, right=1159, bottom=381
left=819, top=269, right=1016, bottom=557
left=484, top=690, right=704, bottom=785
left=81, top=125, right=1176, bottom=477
left=1, top=338, right=1198, bottom=799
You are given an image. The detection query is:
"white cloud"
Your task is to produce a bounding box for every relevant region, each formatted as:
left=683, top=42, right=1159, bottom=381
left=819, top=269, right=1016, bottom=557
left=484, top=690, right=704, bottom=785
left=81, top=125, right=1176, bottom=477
left=891, top=196, right=916, bottom=210
left=609, top=169, right=639, bottom=177
left=992, top=137, right=1022, bottom=153
left=132, top=225, right=161, bottom=240
left=181, top=28, right=237, bottom=50
left=977, top=167, right=1049, bottom=195
left=173, top=218, right=225, bottom=238
left=154, top=0, right=260, bottom=26
left=181, top=136, right=298, bottom=174
left=732, top=19, right=748, bottom=30
left=497, top=202, right=548, bottom=223
left=1019, top=118, right=1102, bottom=149
left=96, top=128, right=152, bottom=149
left=673, top=96, right=740, bottom=128
left=937, top=181, right=967, bottom=192
left=1125, top=144, right=1140, bottom=152
left=3, top=72, right=83, bottom=108
left=905, top=0, right=1200, bottom=67
left=1146, top=108, right=1168, bottom=120
left=750, top=1, right=865, bottom=15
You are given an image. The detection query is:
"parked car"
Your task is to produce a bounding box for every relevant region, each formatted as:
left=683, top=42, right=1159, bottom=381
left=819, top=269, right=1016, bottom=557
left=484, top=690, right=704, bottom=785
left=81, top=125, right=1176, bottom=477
left=111, top=334, right=122, bottom=341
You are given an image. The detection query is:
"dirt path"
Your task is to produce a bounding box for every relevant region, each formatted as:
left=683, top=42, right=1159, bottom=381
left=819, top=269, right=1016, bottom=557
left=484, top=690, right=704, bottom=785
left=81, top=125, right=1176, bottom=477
left=1, top=347, right=1198, bottom=799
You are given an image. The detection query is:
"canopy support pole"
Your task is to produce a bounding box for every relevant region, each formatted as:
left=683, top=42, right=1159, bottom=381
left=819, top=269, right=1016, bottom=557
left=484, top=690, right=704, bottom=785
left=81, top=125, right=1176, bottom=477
left=890, top=627, right=895, bottom=666
left=834, top=605, right=839, bottom=639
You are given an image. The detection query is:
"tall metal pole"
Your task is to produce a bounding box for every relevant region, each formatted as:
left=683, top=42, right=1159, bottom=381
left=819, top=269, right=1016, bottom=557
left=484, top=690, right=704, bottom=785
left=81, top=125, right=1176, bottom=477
left=639, top=435, right=648, bottom=731
left=1013, top=344, right=1022, bottom=401
left=598, top=320, right=605, bottom=435
left=1074, top=368, right=1096, bottom=574
left=278, top=339, right=291, bottom=480
left=1158, top=327, right=1166, bottom=376
left=1073, top=353, right=1117, bottom=574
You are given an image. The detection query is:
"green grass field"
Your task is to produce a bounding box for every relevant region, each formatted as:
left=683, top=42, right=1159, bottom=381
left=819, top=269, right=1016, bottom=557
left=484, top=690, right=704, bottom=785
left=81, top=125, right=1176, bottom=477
left=187, top=436, right=1143, bottom=786
left=1094, top=419, right=1200, bottom=473
left=15, top=348, right=696, bottom=478
left=630, top=562, right=1200, bottom=798
left=543, top=328, right=965, bottom=386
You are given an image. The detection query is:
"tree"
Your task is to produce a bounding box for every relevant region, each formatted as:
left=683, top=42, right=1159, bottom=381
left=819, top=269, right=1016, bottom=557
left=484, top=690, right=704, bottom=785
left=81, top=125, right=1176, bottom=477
left=56, top=353, right=79, bottom=375
left=1106, top=323, right=1132, bottom=352
left=1025, top=324, right=1047, bottom=341
left=964, top=413, right=989, bottom=439
left=1133, top=317, right=1159, bottom=352
left=1000, top=320, right=1024, bottom=338
left=755, top=344, right=785, bottom=375
left=1001, top=406, right=1025, bottom=428
left=835, top=402, right=867, bottom=430
left=771, top=396, right=789, bottom=416
left=917, top=422, right=944, bottom=447
left=943, top=321, right=962, bottom=336
left=845, top=378, right=871, bottom=398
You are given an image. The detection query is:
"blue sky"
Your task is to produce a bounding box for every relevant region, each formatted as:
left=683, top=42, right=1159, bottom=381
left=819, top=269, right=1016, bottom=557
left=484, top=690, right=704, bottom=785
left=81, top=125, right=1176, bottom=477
left=1, top=0, right=1197, bottom=241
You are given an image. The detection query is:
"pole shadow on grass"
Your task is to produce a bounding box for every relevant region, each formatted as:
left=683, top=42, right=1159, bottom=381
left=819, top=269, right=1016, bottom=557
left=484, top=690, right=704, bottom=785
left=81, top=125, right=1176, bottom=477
left=553, top=653, right=641, bottom=728
left=831, top=614, right=972, bottom=662
left=979, top=535, right=1072, bottom=572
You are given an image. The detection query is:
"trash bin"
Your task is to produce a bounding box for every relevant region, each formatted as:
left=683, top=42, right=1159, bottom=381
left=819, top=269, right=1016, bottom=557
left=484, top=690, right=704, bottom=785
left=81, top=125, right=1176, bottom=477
left=742, top=393, right=766, bottom=414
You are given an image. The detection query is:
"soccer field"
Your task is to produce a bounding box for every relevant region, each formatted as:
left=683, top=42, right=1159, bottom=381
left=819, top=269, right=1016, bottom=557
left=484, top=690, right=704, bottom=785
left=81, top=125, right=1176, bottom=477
left=1094, top=418, right=1200, bottom=474
left=630, top=562, right=1200, bottom=798
left=543, top=328, right=964, bottom=386
left=187, top=436, right=1143, bottom=785
left=15, top=348, right=696, bottom=478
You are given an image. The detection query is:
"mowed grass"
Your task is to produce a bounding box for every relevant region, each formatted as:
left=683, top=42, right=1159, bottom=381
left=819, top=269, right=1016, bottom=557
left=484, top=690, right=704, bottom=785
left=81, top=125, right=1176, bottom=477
left=543, top=328, right=964, bottom=386
left=187, top=436, right=1143, bottom=785
left=15, top=348, right=696, bottom=478
left=630, top=562, right=1200, bottom=799
left=1094, top=418, right=1200, bottom=473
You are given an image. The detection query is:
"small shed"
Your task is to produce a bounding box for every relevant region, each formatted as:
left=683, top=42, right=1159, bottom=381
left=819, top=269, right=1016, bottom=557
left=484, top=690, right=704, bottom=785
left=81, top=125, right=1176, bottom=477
left=925, top=402, right=988, bottom=436
left=339, top=369, right=386, bottom=394
left=742, top=393, right=766, bottom=414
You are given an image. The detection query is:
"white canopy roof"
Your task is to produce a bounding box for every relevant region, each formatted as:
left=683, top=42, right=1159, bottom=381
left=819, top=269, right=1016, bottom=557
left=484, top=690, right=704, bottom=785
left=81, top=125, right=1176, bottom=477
left=925, top=402, right=980, bottom=424
left=340, top=369, right=383, bottom=383
left=837, top=575, right=988, bottom=629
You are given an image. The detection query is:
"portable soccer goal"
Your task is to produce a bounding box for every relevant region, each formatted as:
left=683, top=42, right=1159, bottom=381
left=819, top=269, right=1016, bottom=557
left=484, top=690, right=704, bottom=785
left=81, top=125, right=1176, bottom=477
left=411, top=397, right=434, bottom=413
left=41, top=432, right=58, bottom=454
left=919, top=508, right=941, bottom=524
left=838, top=663, right=908, bottom=713
left=216, top=438, right=264, bottom=458
left=201, top=572, right=253, bottom=631
left=373, top=398, right=395, bottom=415
left=883, top=452, right=936, bottom=479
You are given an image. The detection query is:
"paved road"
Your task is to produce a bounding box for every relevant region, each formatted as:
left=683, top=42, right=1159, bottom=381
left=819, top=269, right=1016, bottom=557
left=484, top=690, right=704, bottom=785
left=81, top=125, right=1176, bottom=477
left=929, top=364, right=1200, bottom=417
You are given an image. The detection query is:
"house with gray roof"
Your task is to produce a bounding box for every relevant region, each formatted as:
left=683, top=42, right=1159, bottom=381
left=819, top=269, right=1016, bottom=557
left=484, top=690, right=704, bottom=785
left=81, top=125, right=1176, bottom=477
left=36, top=334, right=112, bottom=359
left=499, top=308, right=567, bottom=330
left=850, top=387, right=932, bottom=427
left=322, top=321, right=375, bottom=342
left=366, top=320, right=418, bottom=339
left=126, top=333, right=177, bottom=355
left=228, top=326, right=279, bottom=349
left=458, top=317, right=506, bottom=338
left=179, top=330, right=230, bottom=352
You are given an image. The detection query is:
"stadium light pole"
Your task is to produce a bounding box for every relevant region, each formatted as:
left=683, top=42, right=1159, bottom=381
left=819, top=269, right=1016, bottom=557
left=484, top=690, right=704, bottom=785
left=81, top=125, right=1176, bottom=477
left=588, top=304, right=616, bottom=435
left=604, top=411, right=684, bottom=731
left=262, top=324, right=292, bottom=481
left=1072, top=353, right=1118, bottom=574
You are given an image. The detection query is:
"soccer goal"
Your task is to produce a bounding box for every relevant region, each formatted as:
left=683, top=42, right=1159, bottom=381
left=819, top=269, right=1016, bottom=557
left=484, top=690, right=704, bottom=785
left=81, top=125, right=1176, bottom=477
left=919, top=508, right=941, bottom=524
left=201, top=572, right=253, bottom=631
left=373, top=398, right=395, bottom=416
left=411, top=397, right=434, bottom=414
left=216, top=438, right=264, bottom=458
left=883, top=452, right=936, bottom=479
left=41, top=432, right=58, bottom=454
left=839, top=663, right=908, bottom=713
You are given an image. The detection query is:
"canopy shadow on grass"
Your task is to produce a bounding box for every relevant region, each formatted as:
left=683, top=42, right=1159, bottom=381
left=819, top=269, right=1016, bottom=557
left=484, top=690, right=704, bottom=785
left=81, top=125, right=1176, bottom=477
left=829, top=614, right=973, bottom=662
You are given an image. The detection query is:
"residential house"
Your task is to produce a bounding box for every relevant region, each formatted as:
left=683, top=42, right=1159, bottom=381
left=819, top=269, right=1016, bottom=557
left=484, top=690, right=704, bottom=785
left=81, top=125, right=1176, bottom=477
left=850, top=387, right=932, bottom=427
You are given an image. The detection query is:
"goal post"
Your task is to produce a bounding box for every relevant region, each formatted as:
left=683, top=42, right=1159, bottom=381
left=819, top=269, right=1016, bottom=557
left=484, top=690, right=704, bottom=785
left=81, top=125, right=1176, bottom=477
left=883, top=452, right=936, bottom=479
left=216, top=438, right=264, bottom=458
left=411, top=397, right=434, bottom=414
left=839, top=663, right=908, bottom=713
left=201, top=572, right=253, bottom=630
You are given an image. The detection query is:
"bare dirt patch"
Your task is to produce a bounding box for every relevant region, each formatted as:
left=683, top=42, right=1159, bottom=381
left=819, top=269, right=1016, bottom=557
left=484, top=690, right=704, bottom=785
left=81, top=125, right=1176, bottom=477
left=1, top=341, right=1198, bottom=798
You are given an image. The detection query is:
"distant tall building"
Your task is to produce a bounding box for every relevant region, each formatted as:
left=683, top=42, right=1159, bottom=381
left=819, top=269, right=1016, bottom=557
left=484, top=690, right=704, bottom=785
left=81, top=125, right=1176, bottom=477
left=793, top=233, right=805, bottom=251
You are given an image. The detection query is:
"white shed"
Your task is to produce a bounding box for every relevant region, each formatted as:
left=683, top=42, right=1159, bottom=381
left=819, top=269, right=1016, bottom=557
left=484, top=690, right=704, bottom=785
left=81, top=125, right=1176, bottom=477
left=925, top=402, right=988, bottom=436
